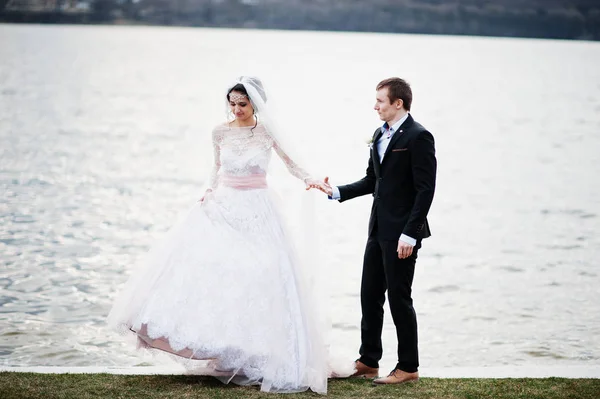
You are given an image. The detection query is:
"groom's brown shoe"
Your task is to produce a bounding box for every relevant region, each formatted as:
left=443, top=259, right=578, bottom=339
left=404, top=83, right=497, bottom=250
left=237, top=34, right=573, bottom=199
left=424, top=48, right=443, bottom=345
left=351, top=360, right=379, bottom=379
left=373, top=369, right=419, bottom=385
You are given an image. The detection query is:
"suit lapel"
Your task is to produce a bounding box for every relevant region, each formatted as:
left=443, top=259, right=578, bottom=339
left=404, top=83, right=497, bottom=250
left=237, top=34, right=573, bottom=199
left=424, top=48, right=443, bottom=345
left=371, top=128, right=383, bottom=174
left=381, top=114, right=414, bottom=164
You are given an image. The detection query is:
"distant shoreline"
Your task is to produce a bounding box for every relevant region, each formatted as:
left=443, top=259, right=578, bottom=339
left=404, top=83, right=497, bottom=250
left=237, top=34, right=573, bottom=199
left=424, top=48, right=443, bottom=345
left=1, top=18, right=597, bottom=43
left=2, top=2, right=599, bottom=42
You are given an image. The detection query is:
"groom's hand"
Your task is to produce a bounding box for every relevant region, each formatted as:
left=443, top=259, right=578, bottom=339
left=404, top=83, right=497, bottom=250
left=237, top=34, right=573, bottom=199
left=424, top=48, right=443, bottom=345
left=321, top=176, right=333, bottom=196
left=397, top=240, right=414, bottom=259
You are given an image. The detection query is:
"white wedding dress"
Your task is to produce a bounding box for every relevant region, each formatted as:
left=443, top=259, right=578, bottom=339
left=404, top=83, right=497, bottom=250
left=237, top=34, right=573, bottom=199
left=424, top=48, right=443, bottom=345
left=107, top=123, right=329, bottom=393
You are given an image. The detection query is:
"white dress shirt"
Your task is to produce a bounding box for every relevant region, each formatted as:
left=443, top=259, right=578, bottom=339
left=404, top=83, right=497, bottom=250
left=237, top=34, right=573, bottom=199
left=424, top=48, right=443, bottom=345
left=376, top=114, right=409, bottom=163
left=331, top=114, right=416, bottom=246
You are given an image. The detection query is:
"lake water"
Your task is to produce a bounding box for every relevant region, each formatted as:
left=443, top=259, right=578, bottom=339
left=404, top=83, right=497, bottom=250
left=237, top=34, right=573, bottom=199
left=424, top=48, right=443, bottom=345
left=1, top=24, right=600, bottom=372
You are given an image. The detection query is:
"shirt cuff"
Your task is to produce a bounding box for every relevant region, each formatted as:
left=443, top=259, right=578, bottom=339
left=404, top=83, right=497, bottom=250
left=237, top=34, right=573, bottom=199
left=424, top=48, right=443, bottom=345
left=330, top=186, right=341, bottom=200
left=399, top=234, right=416, bottom=246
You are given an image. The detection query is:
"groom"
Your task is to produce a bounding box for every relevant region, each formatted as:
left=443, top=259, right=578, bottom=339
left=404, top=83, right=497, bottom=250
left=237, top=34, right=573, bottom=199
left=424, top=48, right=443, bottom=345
left=315, top=78, right=436, bottom=384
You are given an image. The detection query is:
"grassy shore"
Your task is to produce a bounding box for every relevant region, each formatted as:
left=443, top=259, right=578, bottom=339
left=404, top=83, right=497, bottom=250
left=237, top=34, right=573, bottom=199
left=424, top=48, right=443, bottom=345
left=1, top=373, right=599, bottom=399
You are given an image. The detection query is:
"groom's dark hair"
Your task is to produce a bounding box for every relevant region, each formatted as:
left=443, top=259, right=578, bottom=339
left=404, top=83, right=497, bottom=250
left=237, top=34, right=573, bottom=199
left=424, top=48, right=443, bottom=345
left=376, top=78, right=412, bottom=111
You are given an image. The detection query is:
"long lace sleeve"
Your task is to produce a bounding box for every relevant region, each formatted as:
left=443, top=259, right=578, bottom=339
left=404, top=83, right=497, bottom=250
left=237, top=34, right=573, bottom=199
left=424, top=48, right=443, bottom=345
left=207, top=128, right=222, bottom=190
left=272, top=139, right=311, bottom=182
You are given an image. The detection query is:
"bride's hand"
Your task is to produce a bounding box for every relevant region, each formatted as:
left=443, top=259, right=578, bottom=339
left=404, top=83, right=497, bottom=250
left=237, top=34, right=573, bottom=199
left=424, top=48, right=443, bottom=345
left=304, top=178, right=318, bottom=190
left=305, top=178, right=324, bottom=192
left=198, top=189, right=213, bottom=203
left=305, top=177, right=333, bottom=196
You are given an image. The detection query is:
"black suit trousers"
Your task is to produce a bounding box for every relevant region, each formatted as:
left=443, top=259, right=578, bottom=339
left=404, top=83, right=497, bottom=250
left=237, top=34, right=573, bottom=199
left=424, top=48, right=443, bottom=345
left=358, top=227, right=420, bottom=373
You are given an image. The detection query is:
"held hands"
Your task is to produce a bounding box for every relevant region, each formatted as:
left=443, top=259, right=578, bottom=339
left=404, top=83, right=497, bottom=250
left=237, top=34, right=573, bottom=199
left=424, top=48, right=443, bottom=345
left=306, top=176, right=333, bottom=196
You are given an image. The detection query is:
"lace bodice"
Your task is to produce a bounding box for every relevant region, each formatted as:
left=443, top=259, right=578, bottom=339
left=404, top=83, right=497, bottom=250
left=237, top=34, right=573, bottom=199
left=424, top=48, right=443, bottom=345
left=207, top=123, right=310, bottom=190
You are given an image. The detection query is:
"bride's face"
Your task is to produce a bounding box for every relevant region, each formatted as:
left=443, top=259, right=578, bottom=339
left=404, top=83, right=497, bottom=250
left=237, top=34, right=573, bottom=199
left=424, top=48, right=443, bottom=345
left=229, top=91, right=255, bottom=123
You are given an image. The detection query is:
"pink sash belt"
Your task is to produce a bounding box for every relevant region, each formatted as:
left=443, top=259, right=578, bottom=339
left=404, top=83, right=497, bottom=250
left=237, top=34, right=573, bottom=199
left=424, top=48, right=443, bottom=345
left=221, top=174, right=267, bottom=190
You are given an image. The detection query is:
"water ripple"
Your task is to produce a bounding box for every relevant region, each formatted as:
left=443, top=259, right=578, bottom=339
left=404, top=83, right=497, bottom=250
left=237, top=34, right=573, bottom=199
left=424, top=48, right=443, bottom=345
left=1, top=24, right=599, bottom=370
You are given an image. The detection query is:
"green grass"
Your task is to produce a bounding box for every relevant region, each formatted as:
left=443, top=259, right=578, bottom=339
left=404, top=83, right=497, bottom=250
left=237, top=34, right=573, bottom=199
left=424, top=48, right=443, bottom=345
left=1, top=373, right=599, bottom=398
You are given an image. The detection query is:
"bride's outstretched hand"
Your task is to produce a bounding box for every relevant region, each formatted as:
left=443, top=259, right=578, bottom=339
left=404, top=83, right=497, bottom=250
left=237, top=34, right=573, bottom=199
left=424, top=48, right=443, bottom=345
left=305, top=178, right=321, bottom=191
left=305, top=176, right=333, bottom=196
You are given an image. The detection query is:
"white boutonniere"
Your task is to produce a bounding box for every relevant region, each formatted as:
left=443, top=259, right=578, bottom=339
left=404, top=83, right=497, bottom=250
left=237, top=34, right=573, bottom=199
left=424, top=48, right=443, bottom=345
left=366, top=137, right=375, bottom=149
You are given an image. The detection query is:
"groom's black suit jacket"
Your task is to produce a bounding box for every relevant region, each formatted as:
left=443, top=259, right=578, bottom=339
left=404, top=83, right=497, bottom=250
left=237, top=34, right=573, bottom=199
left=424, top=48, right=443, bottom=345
left=338, top=114, right=436, bottom=241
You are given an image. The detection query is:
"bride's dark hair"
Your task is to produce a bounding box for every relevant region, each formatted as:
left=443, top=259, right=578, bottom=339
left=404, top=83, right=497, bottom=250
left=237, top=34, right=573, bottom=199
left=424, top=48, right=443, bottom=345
left=226, top=78, right=267, bottom=103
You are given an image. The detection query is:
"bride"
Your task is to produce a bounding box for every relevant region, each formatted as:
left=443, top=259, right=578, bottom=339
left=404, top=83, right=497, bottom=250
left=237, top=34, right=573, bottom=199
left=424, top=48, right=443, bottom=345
left=107, top=77, right=331, bottom=393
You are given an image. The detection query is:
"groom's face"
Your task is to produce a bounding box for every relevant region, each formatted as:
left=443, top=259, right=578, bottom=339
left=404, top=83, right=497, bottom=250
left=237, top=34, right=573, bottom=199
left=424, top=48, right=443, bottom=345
left=374, top=88, right=401, bottom=123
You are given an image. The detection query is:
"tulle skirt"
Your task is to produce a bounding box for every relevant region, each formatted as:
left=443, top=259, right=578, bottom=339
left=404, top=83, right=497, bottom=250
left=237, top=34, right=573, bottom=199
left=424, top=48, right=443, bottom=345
left=107, top=186, right=329, bottom=393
